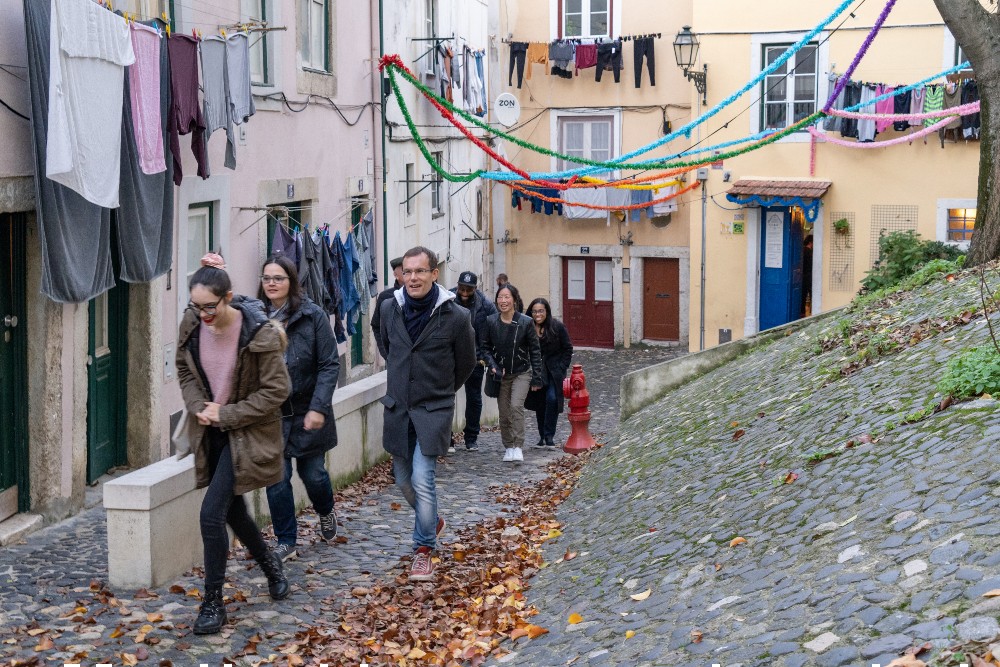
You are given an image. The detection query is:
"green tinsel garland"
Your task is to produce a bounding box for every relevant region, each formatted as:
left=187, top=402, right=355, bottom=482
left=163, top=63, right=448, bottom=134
left=386, top=61, right=827, bottom=179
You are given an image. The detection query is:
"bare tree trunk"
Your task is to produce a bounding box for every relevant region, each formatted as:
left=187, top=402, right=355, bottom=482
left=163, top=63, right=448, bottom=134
left=932, top=0, right=1000, bottom=265
left=968, top=89, right=1000, bottom=266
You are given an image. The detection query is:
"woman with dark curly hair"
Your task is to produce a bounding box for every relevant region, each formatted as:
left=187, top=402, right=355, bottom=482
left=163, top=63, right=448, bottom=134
left=525, top=298, right=573, bottom=447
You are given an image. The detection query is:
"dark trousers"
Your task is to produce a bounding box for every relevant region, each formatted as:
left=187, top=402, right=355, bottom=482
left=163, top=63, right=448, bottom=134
left=508, top=42, right=527, bottom=88
left=463, top=365, right=485, bottom=443
left=633, top=37, right=655, bottom=87
left=200, top=428, right=269, bottom=590
left=534, top=374, right=561, bottom=441
left=595, top=42, right=622, bottom=83
left=265, top=453, right=335, bottom=547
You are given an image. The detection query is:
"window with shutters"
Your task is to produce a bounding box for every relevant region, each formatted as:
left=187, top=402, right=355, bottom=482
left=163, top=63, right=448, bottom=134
left=557, top=115, right=614, bottom=173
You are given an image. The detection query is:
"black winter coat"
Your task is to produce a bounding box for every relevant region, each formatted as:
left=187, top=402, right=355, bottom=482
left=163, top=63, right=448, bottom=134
left=451, top=288, right=498, bottom=359
left=280, top=297, right=340, bottom=458
left=480, top=312, right=544, bottom=388
left=371, top=281, right=399, bottom=359
left=537, top=318, right=573, bottom=413
left=378, top=289, right=477, bottom=457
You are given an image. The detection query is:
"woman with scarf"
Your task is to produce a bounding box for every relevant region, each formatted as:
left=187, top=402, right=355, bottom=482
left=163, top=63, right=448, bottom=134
left=259, top=254, right=341, bottom=563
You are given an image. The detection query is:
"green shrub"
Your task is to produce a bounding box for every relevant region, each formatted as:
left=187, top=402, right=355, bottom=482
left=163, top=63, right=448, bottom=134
left=938, top=346, right=1000, bottom=399
left=861, top=231, right=965, bottom=292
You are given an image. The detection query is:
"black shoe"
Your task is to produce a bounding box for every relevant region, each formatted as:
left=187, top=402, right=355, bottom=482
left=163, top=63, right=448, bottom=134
left=545, top=437, right=556, bottom=447
left=319, top=511, right=338, bottom=543
left=274, top=543, right=297, bottom=562
left=258, top=549, right=290, bottom=600
left=465, top=440, right=478, bottom=451
left=193, top=587, right=226, bottom=635
left=535, top=438, right=546, bottom=448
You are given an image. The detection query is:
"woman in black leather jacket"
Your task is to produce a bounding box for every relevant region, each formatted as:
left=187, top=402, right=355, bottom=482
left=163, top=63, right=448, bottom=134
left=480, top=283, right=543, bottom=463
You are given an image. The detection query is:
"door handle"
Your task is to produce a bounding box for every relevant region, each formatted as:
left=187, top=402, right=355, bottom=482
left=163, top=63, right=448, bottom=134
left=3, top=315, right=16, bottom=327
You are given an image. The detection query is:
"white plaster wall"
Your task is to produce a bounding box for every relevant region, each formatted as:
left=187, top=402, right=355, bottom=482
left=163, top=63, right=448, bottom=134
left=382, top=0, right=492, bottom=289
left=0, top=2, right=32, bottom=179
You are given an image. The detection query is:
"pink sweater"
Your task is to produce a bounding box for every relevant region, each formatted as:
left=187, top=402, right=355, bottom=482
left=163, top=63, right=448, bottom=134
left=199, top=311, right=242, bottom=405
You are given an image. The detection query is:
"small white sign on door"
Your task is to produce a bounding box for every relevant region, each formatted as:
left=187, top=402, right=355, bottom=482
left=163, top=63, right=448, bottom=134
left=765, top=212, right=784, bottom=269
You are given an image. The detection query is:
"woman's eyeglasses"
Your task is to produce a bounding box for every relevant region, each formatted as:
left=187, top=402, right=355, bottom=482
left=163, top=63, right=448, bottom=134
left=260, top=275, right=289, bottom=284
left=188, top=297, right=224, bottom=315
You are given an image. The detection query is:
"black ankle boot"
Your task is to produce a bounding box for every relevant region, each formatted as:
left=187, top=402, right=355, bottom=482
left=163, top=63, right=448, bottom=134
left=545, top=437, right=556, bottom=447
left=193, top=587, right=226, bottom=635
left=259, top=549, right=290, bottom=600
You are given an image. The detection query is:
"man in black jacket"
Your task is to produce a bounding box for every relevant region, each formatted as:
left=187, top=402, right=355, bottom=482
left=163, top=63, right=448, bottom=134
left=378, top=246, right=476, bottom=581
left=451, top=271, right=497, bottom=451
left=371, top=257, right=403, bottom=359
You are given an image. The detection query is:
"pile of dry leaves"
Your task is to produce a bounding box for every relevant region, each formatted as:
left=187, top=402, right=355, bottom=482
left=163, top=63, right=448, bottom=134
left=261, top=452, right=593, bottom=667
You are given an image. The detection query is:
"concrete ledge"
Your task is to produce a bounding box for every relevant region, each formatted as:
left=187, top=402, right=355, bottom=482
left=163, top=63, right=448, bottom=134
left=103, top=454, right=197, bottom=511
left=621, top=308, right=845, bottom=421
left=104, top=372, right=390, bottom=589
left=0, top=512, right=44, bottom=546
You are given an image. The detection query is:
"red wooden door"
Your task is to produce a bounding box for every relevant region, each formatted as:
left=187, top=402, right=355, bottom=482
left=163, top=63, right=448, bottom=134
left=643, top=258, right=680, bottom=341
left=562, top=258, right=614, bottom=348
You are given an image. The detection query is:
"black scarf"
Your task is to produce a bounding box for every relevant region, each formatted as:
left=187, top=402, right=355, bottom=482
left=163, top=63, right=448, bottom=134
left=403, top=283, right=439, bottom=342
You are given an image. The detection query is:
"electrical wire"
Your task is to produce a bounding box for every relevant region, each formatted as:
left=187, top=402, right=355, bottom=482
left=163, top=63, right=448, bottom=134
left=259, top=93, right=377, bottom=125
left=0, top=96, right=28, bottom=121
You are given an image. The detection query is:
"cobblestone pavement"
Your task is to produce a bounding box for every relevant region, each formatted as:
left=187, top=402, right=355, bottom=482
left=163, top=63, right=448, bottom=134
left=496, top=271, right=1000, bottom=667
left=0, top=346, right=682, bottom=666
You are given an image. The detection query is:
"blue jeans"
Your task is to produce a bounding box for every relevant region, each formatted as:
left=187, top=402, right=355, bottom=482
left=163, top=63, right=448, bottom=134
left=535, top=381, right=560, bottom=440
left=392, top=439, right=438, bottom=551
left=463, top=365, right=485, bottom=443
left=265, top=453, right=335, bottom=547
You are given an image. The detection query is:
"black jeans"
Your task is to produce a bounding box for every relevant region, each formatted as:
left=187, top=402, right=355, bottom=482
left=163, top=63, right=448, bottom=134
left=534, top=371, right=561, bottom=440
left=463, top=365, right=485, bottom=443
left=595, top=41, right=622, bottom=83
left=200, top=428, right=269, bottom=590
left=508, top=42, right=528, bottom=88
left=633, top=37, right=655, bottom=88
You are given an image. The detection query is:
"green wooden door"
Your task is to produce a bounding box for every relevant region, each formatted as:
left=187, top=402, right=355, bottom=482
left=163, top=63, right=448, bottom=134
left=87, top=271, right=129, bottom=483
left=0, top=214, right=28, bottom=520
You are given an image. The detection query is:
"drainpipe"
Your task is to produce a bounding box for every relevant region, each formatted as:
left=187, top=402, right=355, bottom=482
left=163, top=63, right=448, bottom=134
left=378, top=0, right=389, bottom=284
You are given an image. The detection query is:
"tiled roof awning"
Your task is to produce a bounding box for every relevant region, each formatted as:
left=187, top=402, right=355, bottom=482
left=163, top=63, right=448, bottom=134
left=726, top=179, right=832, bottom=199
left=725, top=179, right=833, bottom=222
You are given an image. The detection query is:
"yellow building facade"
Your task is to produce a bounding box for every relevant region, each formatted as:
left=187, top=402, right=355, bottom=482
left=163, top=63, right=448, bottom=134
left=492, top=0, right=978, bottom=350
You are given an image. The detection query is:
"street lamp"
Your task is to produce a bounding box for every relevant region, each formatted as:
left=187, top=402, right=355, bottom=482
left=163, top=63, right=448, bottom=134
left=673, top=26, right=708, bottom=105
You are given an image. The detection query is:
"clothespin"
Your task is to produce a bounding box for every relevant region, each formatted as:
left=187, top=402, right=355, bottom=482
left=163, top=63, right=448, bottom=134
left=165, top=23, right=170, bottom=37
left=192, top=28, right=197, bottom=39
left=220, top=28, right=226, bottom=37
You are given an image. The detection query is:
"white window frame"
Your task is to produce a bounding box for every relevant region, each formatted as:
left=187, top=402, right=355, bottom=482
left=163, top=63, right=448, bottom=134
left=562, top=0, right=611, bottom=39
left=119, top=0, right=169, bottom=18
left=186, top=204, right=214, bottom=284
left=749, top=32, right=829, bottom=144
left=299, top=0, right=328, bottom=72
left=241, top=0, right=271, bottom=86
left=424, top=0, right=436, bottom=39
left=936, top=198, right=977, bottom=250
left=548, top=0, right=620, bottom=41
left=551, top=110, right=621, bottom=177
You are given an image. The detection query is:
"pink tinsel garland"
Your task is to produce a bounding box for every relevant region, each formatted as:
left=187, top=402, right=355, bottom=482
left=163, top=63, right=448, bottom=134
left=808, top=116, right=954, bottom=148
left=828, top=101, right=979, bottom=122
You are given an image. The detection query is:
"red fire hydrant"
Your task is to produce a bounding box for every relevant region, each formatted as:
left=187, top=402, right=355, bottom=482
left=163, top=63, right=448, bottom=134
left=562, top=364, right=597, bottom=455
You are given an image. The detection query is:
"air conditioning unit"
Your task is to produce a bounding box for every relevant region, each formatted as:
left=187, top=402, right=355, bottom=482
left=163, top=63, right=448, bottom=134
left=348, top=176, right=372, bottom=197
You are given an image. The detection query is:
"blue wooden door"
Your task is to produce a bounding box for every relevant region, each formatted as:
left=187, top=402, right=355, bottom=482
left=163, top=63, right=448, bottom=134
left=759, top=208, right=803, bottom=331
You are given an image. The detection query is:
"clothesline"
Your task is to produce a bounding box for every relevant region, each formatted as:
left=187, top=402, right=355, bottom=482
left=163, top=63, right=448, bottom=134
left=502, top=33, right=663, bottom=45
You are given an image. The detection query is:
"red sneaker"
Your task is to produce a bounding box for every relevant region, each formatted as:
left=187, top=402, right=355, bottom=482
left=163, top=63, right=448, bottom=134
left=436, top=516, right=446, bottom=538
left=409, top=546, right=435, bottom=581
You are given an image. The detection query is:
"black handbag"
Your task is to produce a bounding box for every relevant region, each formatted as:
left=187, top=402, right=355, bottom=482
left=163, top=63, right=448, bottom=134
left=484, top=372, right=502, bottom=398
left=523, top=385, right=547, bottom=411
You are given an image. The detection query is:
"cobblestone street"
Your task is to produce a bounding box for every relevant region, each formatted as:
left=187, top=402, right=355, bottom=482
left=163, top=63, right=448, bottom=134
left=0, top=346, right=682, bottom=666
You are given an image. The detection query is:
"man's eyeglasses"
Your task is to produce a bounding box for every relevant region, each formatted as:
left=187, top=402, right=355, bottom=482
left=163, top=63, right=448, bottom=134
left=188, top=297, right=224, bottom=315
left=402, top=268, right=433, bottom=277
left=260, top=275, right=289, bottom=284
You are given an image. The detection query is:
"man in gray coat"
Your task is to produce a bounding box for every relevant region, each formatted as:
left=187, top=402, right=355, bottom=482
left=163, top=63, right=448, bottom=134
left=378, top=246, right=476, bottom=581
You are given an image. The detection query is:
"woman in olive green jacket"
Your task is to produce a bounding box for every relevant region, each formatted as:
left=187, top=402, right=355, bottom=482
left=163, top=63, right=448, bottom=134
left=175, top=254, right=291, bottom=635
